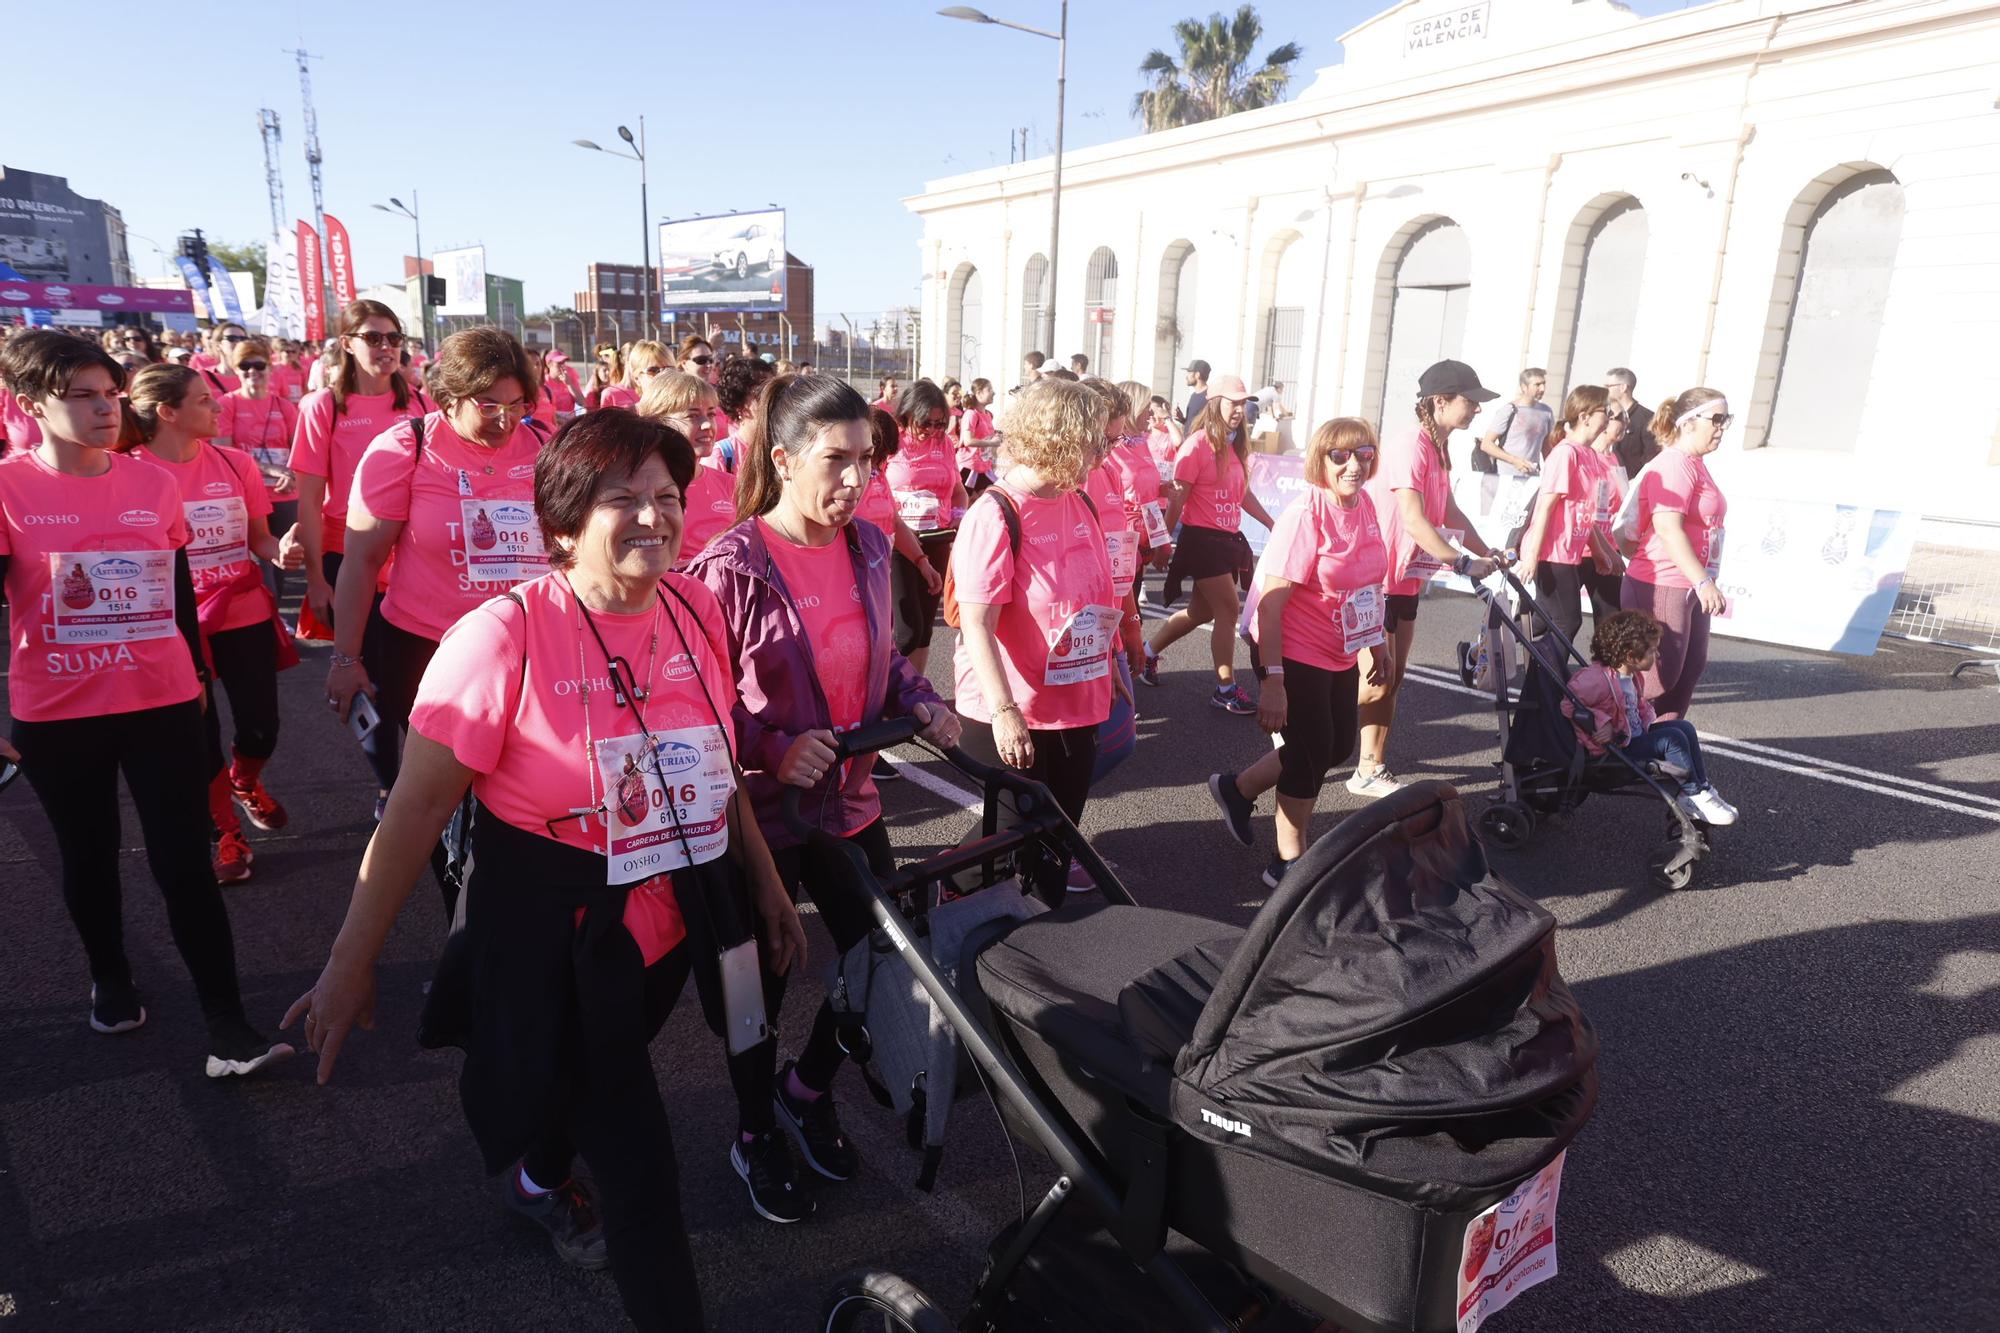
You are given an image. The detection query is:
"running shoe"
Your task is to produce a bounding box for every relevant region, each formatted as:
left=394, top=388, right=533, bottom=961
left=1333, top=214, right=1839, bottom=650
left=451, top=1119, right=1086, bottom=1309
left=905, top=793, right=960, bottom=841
left=1679, top=787, right=1738, bottom=827
left=1261, top=854, right=1298, bottom=890
left=504, top=1168, right=610, bottom=1269
left=213, top=830, right=254, bottom=885
left=731, top=1131, right=813, bottom=1223
left=1138, top=651, right=1163, bottom=687
left=872, top=756, right=901, bottom=783
left=1209, top=773, right=1255, bottom=848
left=90, top=979, right=147, bottom=1035
left=230, top=778, right=289, bottom=831
left=1708, top=786, right=1740, bottom=820
left=774, top=1060, right=858, bottom=1182
left=1209, top=683, right=1256, bottom=715
left=1345, top=766, right=1404, bottom=799
left=203, top=1015, right=294, bottom=1079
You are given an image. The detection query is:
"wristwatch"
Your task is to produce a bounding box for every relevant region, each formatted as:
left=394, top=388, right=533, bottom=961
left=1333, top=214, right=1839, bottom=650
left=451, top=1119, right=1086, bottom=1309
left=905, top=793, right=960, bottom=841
left=1264, top=665, right=1285, bottom=677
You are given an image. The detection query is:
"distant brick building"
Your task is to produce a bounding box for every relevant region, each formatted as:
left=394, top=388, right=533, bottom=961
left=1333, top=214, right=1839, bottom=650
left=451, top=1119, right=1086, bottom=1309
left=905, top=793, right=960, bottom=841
left=576, top=255, right=814, bottom=359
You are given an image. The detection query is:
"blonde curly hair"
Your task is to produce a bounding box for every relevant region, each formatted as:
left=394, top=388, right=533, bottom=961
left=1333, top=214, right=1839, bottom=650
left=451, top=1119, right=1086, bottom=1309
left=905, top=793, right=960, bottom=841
left=1001, top=378, right=1105, bottom=489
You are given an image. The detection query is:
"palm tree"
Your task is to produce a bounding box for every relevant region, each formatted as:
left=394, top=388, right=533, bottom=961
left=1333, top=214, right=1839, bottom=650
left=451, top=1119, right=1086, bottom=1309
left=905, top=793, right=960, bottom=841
left=1133, top=5, right=1303, bottom=133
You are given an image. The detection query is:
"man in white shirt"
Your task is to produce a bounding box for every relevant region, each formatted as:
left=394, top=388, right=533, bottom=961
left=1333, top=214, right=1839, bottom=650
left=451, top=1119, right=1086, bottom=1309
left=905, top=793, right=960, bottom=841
left=1476, top=368, right=1553, bottom=474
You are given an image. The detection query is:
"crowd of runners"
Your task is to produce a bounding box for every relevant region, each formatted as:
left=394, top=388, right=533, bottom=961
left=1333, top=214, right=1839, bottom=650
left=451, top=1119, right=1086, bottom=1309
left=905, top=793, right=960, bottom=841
left=0, top=303, right=1740, bottom=1327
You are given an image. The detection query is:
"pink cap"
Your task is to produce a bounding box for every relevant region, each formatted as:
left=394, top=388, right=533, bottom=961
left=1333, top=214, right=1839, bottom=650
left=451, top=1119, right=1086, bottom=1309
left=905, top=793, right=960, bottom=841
left=1209, top=374, right=1251, bottom=403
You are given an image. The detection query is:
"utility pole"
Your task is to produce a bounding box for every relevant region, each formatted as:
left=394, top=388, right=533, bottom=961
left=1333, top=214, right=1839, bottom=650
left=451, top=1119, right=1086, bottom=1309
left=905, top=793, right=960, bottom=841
left=288, top=47, right=327, bottom=281
left=841, top=314, right=856, bottom=383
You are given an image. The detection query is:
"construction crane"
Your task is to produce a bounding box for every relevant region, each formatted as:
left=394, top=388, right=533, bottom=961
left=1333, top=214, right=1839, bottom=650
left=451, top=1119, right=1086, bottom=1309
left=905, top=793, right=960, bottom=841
left=257, top=108, right=286, bottom=244
left=287, top=47, right=326, bottom=259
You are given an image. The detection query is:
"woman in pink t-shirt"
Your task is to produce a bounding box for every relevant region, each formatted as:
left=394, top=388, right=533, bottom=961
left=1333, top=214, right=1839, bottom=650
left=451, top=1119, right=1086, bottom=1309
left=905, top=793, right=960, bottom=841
left=542, top=349, right=582, bottom=420
left=676, top=332, right=718, bottom=386
left=269, top=341, right=306, bottom=404
left=217, top=338, right=303, bottom=613
left=1620, top=386, right=1732, bottom=721
left=1517, top=384, right=1622, bottom=646
left=951, top=378, right=1123, bottom=897
left=123, top=366, right=299, bottom=884
left=600, top=338, right=670, bottom=411
left=886, top=381, right=969, bottom=678
left=1140, top=375, right=1276, bottom=716
left=1353, top=360, right=1509, bottom=798
left=636, top=370, right=737, bottom=563
left=0, top=332, right=289, bottom=1077
left=687, top=372, right=958, bottom=1214
left=1211, top=419, right=1393, bottom=887
left=327, top=329, right=550, bottom=860
left=286, top=407, right=804, bottom=1316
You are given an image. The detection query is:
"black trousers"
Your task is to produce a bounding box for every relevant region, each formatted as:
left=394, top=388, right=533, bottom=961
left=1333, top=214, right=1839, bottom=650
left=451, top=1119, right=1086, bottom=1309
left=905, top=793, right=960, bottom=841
left=519, top=948, right=703, bottom=1332
left=958, top=720, right=1099, bottom=900
left=11, top=700, right=245, bottom=1025
left=1273, top=659, right=1361, bottom=800
left=321, top=551, right=400, bottom=792
left=203, top=620, right=282, bottom=778
left=264, top=497, right=299, bottom=608
left=1535, top=559, right=1624, bottom=647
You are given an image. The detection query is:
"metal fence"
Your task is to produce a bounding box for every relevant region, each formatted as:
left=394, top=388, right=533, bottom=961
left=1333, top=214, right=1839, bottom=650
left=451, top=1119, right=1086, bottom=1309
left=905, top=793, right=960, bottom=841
left=1886, top=515, right=2000, bottom=652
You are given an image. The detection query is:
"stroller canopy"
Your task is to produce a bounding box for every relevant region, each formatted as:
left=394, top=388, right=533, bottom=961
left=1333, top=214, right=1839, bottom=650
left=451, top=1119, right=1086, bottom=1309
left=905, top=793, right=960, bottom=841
left=1170, top=782, right=1597, bottom=1210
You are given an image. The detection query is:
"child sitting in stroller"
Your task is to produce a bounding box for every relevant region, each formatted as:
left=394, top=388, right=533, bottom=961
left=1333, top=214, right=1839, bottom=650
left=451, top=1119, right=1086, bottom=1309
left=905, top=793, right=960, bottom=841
left=1564, top=610, right=1738, bottom=826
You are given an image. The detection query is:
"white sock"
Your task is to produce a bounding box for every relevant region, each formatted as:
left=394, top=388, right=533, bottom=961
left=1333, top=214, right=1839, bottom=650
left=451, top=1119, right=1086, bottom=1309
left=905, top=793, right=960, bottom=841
left=518, top=1165, right=553, bottom=1196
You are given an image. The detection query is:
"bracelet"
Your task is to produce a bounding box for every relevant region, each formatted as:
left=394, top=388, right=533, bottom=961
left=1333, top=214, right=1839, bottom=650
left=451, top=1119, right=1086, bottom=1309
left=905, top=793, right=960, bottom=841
left=330, top=652, right=361, bottom=668
left=1264, top=665, right=1285, bottom=677
left=993, top=702, right=1022, bottom=718
left=1695, top=577, right=1715, bottom=589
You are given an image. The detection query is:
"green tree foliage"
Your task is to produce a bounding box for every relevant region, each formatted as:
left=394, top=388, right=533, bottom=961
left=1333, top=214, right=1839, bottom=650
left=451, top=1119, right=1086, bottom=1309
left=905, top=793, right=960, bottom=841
left=207, top=239, right=268, bottom=307
left=1133, top=5, right=1303, bottom=132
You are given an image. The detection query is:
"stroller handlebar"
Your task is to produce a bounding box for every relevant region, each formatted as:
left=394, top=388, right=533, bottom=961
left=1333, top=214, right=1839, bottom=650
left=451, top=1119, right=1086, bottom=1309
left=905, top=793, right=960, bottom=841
left=833, top=715, right=925, bottom=763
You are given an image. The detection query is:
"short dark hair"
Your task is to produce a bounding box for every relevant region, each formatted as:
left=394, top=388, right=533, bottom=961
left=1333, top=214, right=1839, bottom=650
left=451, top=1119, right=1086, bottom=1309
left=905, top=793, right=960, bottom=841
left=716, top=354, right=777, bottom=418
left=1520, top=367, right=1548, bottom=386
left=1590, top=609, right=1663, bottom=671
left=868, top=406, right=901, bottom=463
left=536, top=408, right=695, bottom=569
left=429, top=326, right=541, bottom=410
left=1042, top=367, right=1080, bottom=382
left=1022, top=351, right=1046, bottom=369
left=892, top=380, right=950, bottom=432
left=1, top=329, right=125, bottom=402
left=1069, top=353, right=1088, bottom=370
left=737, top=373, right=874, bottom=520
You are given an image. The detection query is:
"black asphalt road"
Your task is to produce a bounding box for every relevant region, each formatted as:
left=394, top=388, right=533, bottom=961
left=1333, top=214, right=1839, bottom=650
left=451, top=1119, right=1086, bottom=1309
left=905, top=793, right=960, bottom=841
left=3, top=583, right=1996, bottom=1332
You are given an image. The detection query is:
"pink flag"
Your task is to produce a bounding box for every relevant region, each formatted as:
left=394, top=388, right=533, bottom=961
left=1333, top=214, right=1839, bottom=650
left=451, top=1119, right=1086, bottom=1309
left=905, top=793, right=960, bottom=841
left=298, top=221, right=326, bottom=342
left=324, top=214, right=357, bottom=308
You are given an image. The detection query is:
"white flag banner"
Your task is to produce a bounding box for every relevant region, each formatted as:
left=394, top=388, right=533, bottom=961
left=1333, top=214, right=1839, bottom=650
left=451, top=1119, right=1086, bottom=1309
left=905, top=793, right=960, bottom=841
left=273, top=231, right=306, bottom=340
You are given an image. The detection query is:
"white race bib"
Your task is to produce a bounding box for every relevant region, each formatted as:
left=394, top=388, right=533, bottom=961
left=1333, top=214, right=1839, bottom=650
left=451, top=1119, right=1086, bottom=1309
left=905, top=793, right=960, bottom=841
left=595, top=724, right=737, bottom=886
left=183, top=497, right=250, bottom=573
left=460, top=498, right=548, bottom=585
left=1589, top=478, right=1613, bottom=527
left=1408, top=527, right=1464, bottom=578
left=894, top=488, right=943, bottom=533
left=1704, top=523, right=1726, bottom=581
left=1140, top=499, right=1171, bottom=547
left=1044, top=603, right=1121, bottom=686
left=1341, top=585, right=1386, bottom=655
left=47, top=550, right=177, bottom=644
left=1105, top=527, right=1139, bottom=599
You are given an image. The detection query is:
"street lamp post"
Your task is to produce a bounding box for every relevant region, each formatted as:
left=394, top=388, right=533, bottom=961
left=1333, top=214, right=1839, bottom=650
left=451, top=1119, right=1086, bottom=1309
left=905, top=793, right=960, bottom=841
left=573, top=120, right=654, bottom=340
left=371, top=193, right=427, bottom=349
left=940, top=4, right=1065, bottom=358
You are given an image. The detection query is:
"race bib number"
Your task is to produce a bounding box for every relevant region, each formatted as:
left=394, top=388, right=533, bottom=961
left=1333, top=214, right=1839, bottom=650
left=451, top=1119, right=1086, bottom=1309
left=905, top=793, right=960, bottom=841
left=1456, top=1152, right=1565, bottom=1333
left=1105, top=527, right=1139, bottom=599
left=1589, top=478, right=1613, bottom=527
left=47, top=550, right=177, bottom=645
left=184, top=497, right=250, bottom=573
left=594, top=724, right=736, bottom=886
left=1140, top=499, right=1171, bottom=547
left=1704, top=523, right=1726, bottom=581
left=1341, top=585, right=1386, bottom=655
left=1044, top=603, right=1121, bottom=686
left=1408, top=527, right=1464, bottom=578
left=895, top=488, right=943, bottom=533
left=251, top=443, right=290, bottom=470
left=460, top=498, right=548, bottom=584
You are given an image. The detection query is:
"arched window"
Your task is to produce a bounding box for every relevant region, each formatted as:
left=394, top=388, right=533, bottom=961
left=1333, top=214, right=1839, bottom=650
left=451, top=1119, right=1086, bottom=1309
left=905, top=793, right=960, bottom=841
left=1257, top=232, right=1311, bottom=390
left=1020, top=253, right=1050, bottom=365
left=1371, top=218, right=1470, bottom=429
left=945, top=263, right=982, bottom=382
left=1082, top=247, right=1118, bottom=376
left=1762, top=169, right=1905, bottom=452
left=1550, top=196, right=1647, bottom=394
left=1152, top=240, right=1196, bottom=395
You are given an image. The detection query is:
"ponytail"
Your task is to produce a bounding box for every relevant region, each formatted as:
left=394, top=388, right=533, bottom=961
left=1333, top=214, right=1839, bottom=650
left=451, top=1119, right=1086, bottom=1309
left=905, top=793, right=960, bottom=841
left=117, top=364, right=201, bottom=452
left=1654, top=387, right=1726, bottom=446
left=733, top=373, right=873, bottom=522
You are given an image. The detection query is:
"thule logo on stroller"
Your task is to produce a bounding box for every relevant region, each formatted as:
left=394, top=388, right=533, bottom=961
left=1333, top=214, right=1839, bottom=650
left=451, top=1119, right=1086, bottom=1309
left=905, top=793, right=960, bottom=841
left=1198, top=1107, right=1251, bottom=1137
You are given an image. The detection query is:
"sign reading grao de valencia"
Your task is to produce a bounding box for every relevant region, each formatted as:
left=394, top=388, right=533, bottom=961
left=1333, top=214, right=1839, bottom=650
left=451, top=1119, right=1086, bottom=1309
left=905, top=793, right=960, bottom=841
left=1407, top=2, right=1491, bottom=55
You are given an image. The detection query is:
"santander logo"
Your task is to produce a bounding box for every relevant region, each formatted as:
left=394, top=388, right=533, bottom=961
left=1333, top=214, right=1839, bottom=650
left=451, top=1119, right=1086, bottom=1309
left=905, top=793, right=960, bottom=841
left=118, top=508, right=160, bottom=527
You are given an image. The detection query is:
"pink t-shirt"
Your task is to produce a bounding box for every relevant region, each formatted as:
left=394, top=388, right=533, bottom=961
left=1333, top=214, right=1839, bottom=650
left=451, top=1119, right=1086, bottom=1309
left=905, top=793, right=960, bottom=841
left=145, top=443, right=275, bottom=635
left=956, top=439, right=995, bottom=479
left=216, top=391, right=300, bottom=500
left=1367, top=426, right=1452, bottom=597
left=1172, top=433, right=1246, bottom=534
left=760, top=521, right=878, bottom=833
left=1105, top=437, right=1167, bottom=540
left=963, top=407, right=995, bottom=442
left=599, top=385, right=640, bottom=410
left=269, top=364, right=305, bottom=404
left=885, top=430, right=958, bottom=532
left=409, top=572, right=738, bottom=965
left=1247, top=488, right=1389, bottom=672
left=950, top=484, right=1116, bottom=731
left=547, top=371, right=578, bottom=414
left=1628, top=448, right=1727, bottom=589
left=1084, top=462, right=1135, bottom=600
left=3, top=395, right=42, bottom=454
left=677, top=463, right=738, bottom=564
left=1146, top=425, right=1177, bottom=473
left=857, top=470, right=896, bottom=534
left=0, top=448, right=201, bottom=722
left=290, top=388, right=429, bottom=554
left=197, top=368, right=242, bottom=396
left=349, top=412, right=547, bottom=642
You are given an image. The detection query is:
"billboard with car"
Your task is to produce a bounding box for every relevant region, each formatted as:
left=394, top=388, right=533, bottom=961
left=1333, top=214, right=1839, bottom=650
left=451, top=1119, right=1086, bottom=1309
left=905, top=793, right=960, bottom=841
left=657, top=209, right=786, bottom=313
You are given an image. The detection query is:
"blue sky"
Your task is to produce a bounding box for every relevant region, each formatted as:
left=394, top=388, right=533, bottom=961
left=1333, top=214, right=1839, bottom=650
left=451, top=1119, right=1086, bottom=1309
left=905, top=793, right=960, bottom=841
left=7, top=0, right=1685, bottom=323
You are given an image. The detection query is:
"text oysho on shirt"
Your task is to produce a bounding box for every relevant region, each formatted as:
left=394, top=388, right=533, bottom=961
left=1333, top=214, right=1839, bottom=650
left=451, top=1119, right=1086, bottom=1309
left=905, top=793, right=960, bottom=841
left=0, top=448, right=201, bottom=721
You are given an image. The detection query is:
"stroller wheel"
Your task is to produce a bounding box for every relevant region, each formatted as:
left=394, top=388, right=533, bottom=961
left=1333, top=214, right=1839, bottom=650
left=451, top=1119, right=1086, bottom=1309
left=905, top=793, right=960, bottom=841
left=822, top=1269, right=956, bottom=1333
left=1647, top=843, right=1698, bottom=891
left=1477, top=801, right=1535, bottom=850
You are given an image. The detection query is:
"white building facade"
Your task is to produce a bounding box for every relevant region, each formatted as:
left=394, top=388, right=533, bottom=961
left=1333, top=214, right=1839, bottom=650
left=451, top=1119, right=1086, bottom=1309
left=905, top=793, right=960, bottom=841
left=907, top=0, right=2000, bottom=521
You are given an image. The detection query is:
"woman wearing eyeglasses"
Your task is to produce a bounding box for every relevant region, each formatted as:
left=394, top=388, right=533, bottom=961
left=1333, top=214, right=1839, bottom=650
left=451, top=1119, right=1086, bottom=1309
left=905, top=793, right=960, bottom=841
left=286, top=408, right=803, bottom=1328
left=216, top=337, right=301, bottom=550
left=885, top=380, right=966, bottom=678
left=1208, top=418, right=1392, bottom=888
left=1621, top=387, right=1732, bottom=721
left=1515, top=385, right=1624, bottom=646
left=675, top=334, right=717, bottom=385
left=326, top=329, right=550, bottom=874
left=0, top=332, right=290, bottom=1077
left=636, top=370, right=736, bottom=563
left=598, top=340, right=671, bottom=411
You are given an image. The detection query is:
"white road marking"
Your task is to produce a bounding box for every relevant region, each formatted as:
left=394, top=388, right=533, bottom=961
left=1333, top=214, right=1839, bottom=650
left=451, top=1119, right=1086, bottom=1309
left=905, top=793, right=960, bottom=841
left=878, top=751, right=982, bottom=811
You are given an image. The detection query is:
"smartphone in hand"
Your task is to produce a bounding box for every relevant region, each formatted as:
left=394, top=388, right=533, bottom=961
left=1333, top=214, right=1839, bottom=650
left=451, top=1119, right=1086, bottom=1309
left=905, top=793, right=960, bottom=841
left=349, top=693, right=381, bottom=743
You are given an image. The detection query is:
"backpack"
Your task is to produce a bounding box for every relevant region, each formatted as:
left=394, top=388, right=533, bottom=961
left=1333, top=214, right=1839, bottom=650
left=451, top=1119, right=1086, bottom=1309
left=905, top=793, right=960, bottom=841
left=939, top=485, right=1096, bottom=629
left=1470, top=403, right=1514, bottom=475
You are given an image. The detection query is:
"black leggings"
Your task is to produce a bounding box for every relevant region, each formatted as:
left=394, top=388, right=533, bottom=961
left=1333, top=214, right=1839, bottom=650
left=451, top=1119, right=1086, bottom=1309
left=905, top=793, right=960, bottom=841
left=891, top=539, right=951, bottom=655
left=321, top=551, right=400, bottom=792
left=11, top=700, right=245, bottom=1026
left=519, top=949, right=703, bottom=1332
left=1534, top=560, right=1623, bottom=647
left=373, top=618, right=441, bottom=743
left=264, top=497, right=299, bottom=608
left=958, top=720, right=1099, bottom=900
left=1273, top=659, right=1360, bottom=800
left=203, top=620, right=281, bottom=778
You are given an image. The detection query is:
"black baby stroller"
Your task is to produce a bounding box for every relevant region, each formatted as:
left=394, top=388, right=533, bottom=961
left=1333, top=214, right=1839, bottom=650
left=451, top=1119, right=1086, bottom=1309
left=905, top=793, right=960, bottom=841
left=788, top=718, right=1598, bottom=1333
left=1458, top=566, right=1716, bottom=890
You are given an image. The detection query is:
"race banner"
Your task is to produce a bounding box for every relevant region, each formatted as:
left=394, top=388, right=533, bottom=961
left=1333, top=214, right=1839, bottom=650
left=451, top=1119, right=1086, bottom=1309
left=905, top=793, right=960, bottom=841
left=324, top=214, right=356, bottom=307
left=205, top=256, right=245, bottom=323
left=273, top=230, right=306, bottom=339
left=1240, top=451, right=1309, bottom=558
left=171, top=254, right=214, bottom=320
left=297, top=220, right=325, bottom=342
left=0, top=278, right=193, bottom=314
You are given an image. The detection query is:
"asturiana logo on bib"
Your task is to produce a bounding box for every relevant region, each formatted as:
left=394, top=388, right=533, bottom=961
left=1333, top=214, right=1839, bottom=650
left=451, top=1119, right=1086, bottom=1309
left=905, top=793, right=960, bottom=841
left=508, top=464, right=535, bottom=480
left=117, top=508, right=159, bottom=527
left=89, top=555, right=145, bottom=581
left=491, top=502, right=535, bottom=527
left=189, top=503, right=229, bottom=524
left=654, top=739, right=703, bottom=776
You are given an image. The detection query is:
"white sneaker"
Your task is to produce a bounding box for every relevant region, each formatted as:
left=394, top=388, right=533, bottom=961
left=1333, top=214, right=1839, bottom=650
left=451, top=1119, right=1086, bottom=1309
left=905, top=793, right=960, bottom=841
left=1345, top=767, right=1403, bottom=798
left=1678, top=787, right=1737, bottom=827
left=1710, top=787, right=1739, bottom=819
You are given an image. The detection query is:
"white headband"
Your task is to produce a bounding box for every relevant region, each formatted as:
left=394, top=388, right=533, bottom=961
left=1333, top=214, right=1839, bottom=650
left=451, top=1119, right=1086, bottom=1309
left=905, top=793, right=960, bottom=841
left=1676, top=401, right=1727, bottom=429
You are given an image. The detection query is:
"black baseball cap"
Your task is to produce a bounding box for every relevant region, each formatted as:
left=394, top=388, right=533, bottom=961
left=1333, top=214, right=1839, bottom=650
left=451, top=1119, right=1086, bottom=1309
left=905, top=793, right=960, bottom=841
left=1184, top=358, right=1210, bottom=376
left=1418, top=359, right=1499, bottom=403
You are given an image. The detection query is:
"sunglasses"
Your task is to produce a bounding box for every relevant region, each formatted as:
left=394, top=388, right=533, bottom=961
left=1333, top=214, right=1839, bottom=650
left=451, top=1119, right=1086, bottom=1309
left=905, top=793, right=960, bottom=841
left=351, top=330, right=407, bottom=349
left=638, top=364, right=671, bottom=378
left=1328, top=446, right=1378, bottom=466
left=471, top=400, right=531, bottom=420
left=1692, top=412, right=1735, bottom=429
left=919, top=417, right=949, bottom=431
left=239, top=361, right=269, bottom=372
left=223, top=333, right=247, bottom=343
left=688, top=354, right=713, bottom=366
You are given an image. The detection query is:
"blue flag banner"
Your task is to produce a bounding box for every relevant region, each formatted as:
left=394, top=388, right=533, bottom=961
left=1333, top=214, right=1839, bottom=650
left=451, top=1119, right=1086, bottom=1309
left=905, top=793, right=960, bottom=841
left=171, top=255, right=214, bottom=319
left=206, top=257, right=245, bottom=323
